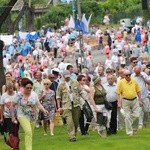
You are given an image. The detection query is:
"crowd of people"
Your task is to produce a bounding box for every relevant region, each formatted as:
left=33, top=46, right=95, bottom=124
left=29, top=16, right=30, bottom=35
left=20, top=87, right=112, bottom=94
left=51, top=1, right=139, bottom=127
left=0, top=20, right=150, bottom=150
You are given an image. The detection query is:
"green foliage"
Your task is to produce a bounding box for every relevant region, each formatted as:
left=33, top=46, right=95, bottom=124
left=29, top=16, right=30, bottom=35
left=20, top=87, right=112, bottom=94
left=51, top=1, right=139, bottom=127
left=41, top=4, right=72, bottom=28
left=0, top=0, right=149, bottom=32
left=34, top=16, right=42, bottom=30
left=37, top=0, right=143, bottom=27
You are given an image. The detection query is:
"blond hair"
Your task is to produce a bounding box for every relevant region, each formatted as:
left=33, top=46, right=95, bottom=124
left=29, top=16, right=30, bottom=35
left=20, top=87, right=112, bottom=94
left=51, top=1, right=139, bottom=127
left=43, top=79, right=52, bottom=85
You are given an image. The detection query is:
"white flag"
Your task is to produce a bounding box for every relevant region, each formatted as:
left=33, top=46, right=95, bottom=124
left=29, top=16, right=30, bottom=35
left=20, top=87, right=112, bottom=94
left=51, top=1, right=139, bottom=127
left=82, top=14, right=88, bottom=33
left=87, top=14, right=92, bottom=32
left=68, top=15, right=75, bottom=29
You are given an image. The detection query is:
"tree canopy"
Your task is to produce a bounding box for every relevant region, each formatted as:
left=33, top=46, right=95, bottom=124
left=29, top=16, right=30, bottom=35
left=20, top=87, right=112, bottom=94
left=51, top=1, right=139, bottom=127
left=0, top=0, right=149, bottom=32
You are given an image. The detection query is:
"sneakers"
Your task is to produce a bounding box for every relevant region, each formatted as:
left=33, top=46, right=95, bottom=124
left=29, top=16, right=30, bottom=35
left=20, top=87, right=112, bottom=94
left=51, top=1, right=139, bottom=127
left=98, top=130, right=107, bottom=138
left=128, top=133, right=133, bottom=136
left=51, top=133, right=54, bottom=136
left=36, top=124, right=40, bottom=128
left=44, top=133, right=48, bottom=136
left=127, top=132, right=133, bottom=136
left=69, top=138, right=76, bottom=142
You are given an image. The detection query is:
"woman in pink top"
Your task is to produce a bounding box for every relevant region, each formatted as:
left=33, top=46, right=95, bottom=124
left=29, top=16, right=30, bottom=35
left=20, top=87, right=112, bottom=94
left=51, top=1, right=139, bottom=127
left=13, top=64, right=20, bottom=80
left=31, top=61, right=38, bottom=78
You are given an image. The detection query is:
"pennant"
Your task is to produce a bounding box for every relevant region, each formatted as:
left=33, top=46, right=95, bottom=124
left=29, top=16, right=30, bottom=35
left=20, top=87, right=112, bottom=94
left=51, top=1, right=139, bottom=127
left=82, top=14, right=88, bottom=33
left=68, top=15, right=75, bottom=29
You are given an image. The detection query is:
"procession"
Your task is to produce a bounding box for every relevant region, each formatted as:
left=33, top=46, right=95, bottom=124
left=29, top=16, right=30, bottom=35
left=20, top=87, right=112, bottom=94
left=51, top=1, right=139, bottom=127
left=0, top=0, right=150, bottom=150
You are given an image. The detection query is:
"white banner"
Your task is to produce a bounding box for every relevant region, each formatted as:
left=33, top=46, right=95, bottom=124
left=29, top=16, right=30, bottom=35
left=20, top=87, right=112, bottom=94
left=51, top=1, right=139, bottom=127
left=0, top=35, right=13, bottom=46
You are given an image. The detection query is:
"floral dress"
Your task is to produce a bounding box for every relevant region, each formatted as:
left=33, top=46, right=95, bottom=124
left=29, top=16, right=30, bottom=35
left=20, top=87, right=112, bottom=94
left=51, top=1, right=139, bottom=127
left=42, top=90, right=55, bottom=120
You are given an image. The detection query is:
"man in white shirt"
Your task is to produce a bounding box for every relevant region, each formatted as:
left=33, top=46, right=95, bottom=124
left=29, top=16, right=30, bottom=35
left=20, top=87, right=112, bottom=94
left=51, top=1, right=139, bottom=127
left=104, top=74, right=117, bottom=135
left=131, top=66, right=150, bottom=128
left=58, top=60, right=66, bottom=73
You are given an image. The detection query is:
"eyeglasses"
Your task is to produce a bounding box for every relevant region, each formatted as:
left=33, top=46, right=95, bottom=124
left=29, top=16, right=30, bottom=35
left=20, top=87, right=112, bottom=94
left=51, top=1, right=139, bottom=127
left=106, top=71, right=112, bottom=73
left=44, top=83, right=49, bottom=85
left=25, top=86, right=33, bottom=90
left=125, top=74, right=131, bottom=77
left=133, top=61, right=137, bottom=64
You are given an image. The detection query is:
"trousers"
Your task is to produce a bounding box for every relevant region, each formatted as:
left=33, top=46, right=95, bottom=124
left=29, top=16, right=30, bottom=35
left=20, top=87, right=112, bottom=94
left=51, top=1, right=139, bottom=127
left=18, top=117, right=35, bottom=150
left=63, top=106, right=81, bottom=139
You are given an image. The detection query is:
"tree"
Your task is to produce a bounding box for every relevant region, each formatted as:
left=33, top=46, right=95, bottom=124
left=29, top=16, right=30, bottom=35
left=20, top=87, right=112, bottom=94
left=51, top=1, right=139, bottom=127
left=0, top=0, right=17, bottom=93
left=25, top=0, right=35, bottom=31
left=77, top=0, right=82, bottom=19
left=0, top=0, right=17, bottom=28
left=6, top=5, right=26, bottom=34
left=0, top=40, right=5, bottom=93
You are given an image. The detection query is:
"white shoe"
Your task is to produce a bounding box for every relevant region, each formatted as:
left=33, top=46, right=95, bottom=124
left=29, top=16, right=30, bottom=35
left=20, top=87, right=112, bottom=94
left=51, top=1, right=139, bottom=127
left=36, top=124, right=40, bottom=128
left=44, top=133, right=48, bottom=136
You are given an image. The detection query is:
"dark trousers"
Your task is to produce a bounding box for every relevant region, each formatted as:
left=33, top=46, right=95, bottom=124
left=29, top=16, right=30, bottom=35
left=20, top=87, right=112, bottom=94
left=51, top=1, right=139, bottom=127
left=79, top=110, right=91, bottom=135
left=4, top=118, right=13, bottom=134
left=3, top=118, right=19, bottom=142
left=54, top=48, right=57, bottom=58
left=108, top=101, right=117, bottom=134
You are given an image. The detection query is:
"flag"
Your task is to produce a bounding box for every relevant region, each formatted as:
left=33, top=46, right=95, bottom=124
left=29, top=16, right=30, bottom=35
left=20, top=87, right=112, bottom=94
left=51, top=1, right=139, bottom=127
left=87, top=14, right=92, bottom=32
left=87, top=14, right=92, bottom=25
left=68, top=15, right=75, bottom=29
left=81, top=14, right=92, bottom=33
left=82, top=14, right=88, bottom=33
left=75, top=19, right=85, bottom=33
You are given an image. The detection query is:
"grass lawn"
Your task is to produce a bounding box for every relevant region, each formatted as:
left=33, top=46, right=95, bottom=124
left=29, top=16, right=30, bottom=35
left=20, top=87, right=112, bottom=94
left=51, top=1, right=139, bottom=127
left=0, top=124, right=150, bottom=150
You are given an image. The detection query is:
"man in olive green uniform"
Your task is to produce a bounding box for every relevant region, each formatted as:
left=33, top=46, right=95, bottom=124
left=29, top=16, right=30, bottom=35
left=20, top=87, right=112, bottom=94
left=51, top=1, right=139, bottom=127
left=57, top=70, right=85, bottom=142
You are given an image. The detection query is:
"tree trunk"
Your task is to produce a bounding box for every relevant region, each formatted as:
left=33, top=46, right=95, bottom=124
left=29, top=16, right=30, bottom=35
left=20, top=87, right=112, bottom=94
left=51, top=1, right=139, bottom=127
left=0, top=0, right=17, bottom=93
left=77, top=0, right=82, bottom=20
left=0, top=40, right=6, bottom=94
left=25, top=6, right=34, bottom=32
left=6, top=15, right=13, bottom=34
left=6, top=6, right=26, bottom=34
left=0, top=0, right=17, bottom=28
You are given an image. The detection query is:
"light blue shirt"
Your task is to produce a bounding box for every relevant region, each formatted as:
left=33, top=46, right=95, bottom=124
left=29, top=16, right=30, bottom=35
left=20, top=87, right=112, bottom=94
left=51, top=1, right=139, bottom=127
left=131, top=72, right=150, bottom=99
left=103, top=83, right=117, bottom=102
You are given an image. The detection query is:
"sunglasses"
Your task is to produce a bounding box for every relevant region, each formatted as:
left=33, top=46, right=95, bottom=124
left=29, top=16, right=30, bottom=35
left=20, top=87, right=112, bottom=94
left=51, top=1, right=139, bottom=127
left=133, top=61, right=137, bottom=64
left=44, top=83, right=49, bottom=85
left=25, top=87, right=33, bottom=90
left=125, top=74, right=131, bottom=77
left=106, top=71, right=112, bottom=73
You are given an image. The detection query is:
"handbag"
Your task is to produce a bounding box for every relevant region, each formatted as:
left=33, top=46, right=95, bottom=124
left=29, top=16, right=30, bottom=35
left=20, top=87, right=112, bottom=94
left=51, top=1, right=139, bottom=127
left=6, top=123, right=20, bottom=150
left=6, top=134, right=20, bottom=149
left=97, top=112, right=107, bottom=126
left=82, top=100, right=94, bottom=121
left=54, top=112, right=63, bottom=126
left=104, top=100, right=113, bottom=110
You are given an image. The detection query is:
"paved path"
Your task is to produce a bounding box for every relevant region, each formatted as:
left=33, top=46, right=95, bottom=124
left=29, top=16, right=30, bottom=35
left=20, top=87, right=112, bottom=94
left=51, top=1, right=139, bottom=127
left=55, top=49, right=106, bottom=66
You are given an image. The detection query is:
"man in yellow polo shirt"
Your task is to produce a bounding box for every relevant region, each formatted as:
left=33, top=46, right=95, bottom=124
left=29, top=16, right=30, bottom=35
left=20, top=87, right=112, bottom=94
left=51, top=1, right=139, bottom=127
left=116, top=69, right=142, bottom=136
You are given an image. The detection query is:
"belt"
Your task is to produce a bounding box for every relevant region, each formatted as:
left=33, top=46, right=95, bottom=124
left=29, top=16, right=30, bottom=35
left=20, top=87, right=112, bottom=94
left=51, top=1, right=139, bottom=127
left=123, top=97, right=137, bottom=101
